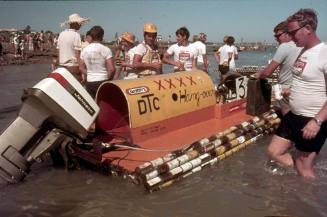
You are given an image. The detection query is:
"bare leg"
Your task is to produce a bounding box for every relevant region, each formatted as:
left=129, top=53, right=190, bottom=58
left=267, top=135, right=293, bottom=166
left=295, top=150, right=316, bottom=179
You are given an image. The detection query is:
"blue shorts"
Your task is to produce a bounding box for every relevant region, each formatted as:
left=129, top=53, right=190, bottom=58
left=276, top=111, right=327, bottom=154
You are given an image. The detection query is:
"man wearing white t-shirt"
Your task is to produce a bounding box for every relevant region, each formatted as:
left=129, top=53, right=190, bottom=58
left=192, top=33, right=208, bottom=72
left=256, top=21, right=302, bottom=115
left=273, top=9, right=327, bottom=178
left=163, top=27, right=198, bottom=72
left=227, top=36, right=238, bottom=72
left=255, top=21, right=302, bottom=170
left=57, top=13, right=90, bottom=82
left=79, top=26, right=116, bottom=98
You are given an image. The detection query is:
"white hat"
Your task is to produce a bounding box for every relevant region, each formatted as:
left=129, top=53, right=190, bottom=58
left=61, top=13, right=90, bottom=27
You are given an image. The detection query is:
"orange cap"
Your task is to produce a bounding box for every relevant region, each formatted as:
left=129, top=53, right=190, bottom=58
left=121, top=32, right=135, bottom=43
left=143, top=23, right=157, bottom=33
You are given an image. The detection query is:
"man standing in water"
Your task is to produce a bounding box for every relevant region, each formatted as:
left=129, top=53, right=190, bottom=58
left=255, top=21, right=302, bottom=168
left=56, top=13, right=89, bottom=82
left=272, top=8, right=327, bottom=178
left=133, top=23, right=162, bottom=77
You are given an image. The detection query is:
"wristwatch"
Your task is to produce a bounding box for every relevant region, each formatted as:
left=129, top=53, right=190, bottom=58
left=313, top=116, right=323, bottom=126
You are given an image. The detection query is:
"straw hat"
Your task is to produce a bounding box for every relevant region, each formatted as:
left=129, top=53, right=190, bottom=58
left=143, top=23, right=157, bottom=33
left=61, top=13, right=90, bottom=27
left=121, top=32, right=135, bottom=43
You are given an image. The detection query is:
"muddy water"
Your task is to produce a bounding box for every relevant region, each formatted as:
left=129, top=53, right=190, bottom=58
left=0, top=59, right=327, bottom=217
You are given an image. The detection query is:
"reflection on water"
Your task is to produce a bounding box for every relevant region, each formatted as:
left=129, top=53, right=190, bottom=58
left=0, top=58, right=327, bottom=217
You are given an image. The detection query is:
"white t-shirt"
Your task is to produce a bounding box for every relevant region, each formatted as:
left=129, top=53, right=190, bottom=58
left=272, top=41, right=302, bottom=88
left=123, top=46, right=138, bottom=79
left=80, top=42, right=113, bottom=82
left=126, top=46, right=137, bottom=65
left=290, top=42, right=327, bottom=117
left=166, top=43, right=198, bottom=71
left=218, top=44, right=232, bottom=65
left=229, top=45, right=238, bottom=70
left=57, top=29, right=82, bottom=67
left=191, top=41, right=206, bottom=64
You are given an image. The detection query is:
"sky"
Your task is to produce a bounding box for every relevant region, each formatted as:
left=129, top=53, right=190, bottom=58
left=0, top=0, right=327, bottom=43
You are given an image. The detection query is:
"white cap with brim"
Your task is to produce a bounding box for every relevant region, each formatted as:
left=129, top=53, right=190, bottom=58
left=61, top=13, right=90, bottom=27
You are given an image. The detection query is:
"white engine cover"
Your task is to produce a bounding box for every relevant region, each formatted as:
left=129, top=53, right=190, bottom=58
left=32, top=68, right=99, bottom=133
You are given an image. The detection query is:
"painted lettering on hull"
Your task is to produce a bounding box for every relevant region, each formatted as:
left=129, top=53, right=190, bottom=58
left=137, top=93, right=160, bottom=115
left=172, top=89, right=215, bottom=106
left=153, top=75, right=197, bottom=91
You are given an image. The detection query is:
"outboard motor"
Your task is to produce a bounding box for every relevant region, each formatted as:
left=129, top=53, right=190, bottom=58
left=0, top=68, right=99, bottom=183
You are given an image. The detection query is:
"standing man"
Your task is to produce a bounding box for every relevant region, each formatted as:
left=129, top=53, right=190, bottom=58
left=256, top=21, right=302, bottom=115
left=256, top=21, right=302, bottom=169
left=192, top=32, right=209, bottom=72
left=133, top=23, right=162, bottom=77
left=272, top=9, right=327, bottom=178
left=162, top=26, right=198, bottom=72
left=57, top=13, right=89, bottom=82
left=226, top=36, right=238, bottom=72
left=79, top=26, right=116, bottom=98
left=114, top=32, right=136, bottom=79
left=214, top=36, right=233, bottom=82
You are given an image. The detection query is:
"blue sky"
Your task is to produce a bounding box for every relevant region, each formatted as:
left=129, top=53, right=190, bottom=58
left=0, top=0, right=326, bottom=43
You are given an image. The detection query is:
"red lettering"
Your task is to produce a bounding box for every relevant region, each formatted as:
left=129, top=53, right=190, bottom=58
left=175, top=77, right=187, bottom=87
left=164, top=79, right=176, bottom=89
left=153, top=80, right=166, bottom=90
left=185, top=76, right=196, bottom=85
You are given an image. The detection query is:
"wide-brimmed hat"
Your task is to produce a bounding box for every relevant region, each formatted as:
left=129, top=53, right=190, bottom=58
left=61, top=13, right=90, bottom=27
left=143, top=23, right=157, bottom=33
left=121, top=32, right=135, bottom=43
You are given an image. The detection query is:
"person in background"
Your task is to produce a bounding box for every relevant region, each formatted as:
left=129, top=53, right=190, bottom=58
left=214, top=36, right=232, bottom=82
left=162, top=26, right=198, bottom=72
left=19, top=39, right=25, bottom=59
left=118, top=32, right=137, bottom=79
left=81, top=30, right=92, bottom=50
left=255, top=20, right=302, bottom=172
left=133, top=23, right=162, bottom=77
left=192, top=32, right=209, bottom=72
left=227, top=36, right=238, bottom=72
left=272, top=8, right=327, bottom=178
left=79, top=26, right=116, bottom=98
left=0, top=36, right=3, bottom=56
left=13, top=33, right=20, bottom=57
left=56, top=13, right=89, bottom=82
left=114, top=32, right=136, bottom=79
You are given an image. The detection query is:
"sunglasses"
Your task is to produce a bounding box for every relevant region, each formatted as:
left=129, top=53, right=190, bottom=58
left=288, top=26, right=305, bottom=37
left=274, top=32, right=285, bottom=39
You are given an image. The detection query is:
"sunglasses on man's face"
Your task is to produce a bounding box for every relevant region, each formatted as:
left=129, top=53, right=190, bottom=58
left=288, top=26, right=305, bottom=37
left=274, top=32, right=285, bottom=39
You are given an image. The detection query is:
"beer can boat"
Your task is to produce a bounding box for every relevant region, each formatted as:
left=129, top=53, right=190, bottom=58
left=0, top=68, right=278, bottom=192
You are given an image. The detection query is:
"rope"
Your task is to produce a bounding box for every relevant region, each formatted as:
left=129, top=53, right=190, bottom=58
left=101, top=142, right=192, bottom=153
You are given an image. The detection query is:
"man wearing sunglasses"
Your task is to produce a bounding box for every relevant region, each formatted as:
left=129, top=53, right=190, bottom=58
left=273, top=8, right=327, bottom=178
left=256, top=21, right=301, bottom=115
left=255, top=21, right=302, bottom=172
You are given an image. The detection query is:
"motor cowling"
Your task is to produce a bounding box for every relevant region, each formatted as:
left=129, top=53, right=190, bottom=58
left=0, top=68, right=99, bottom=183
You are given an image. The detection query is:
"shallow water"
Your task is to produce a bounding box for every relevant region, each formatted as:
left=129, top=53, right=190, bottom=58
left=0, top=54, right=327, bottom=217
